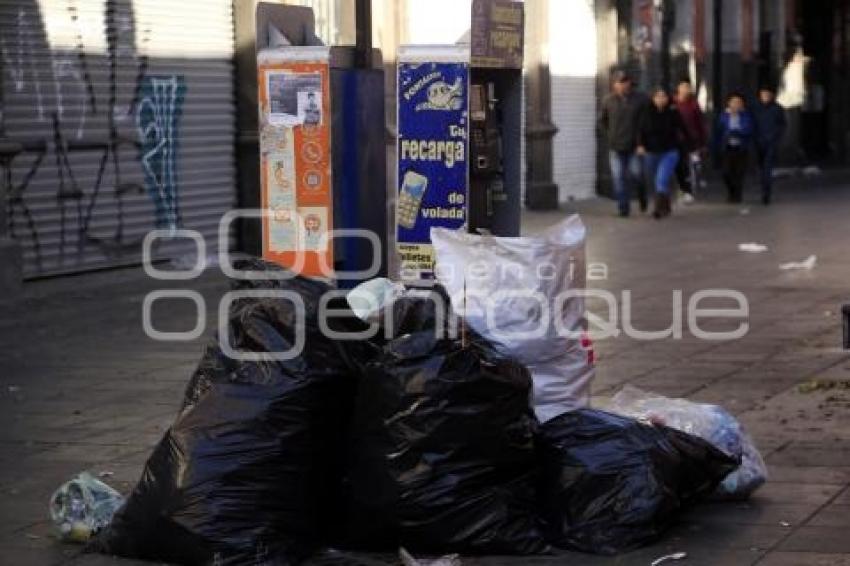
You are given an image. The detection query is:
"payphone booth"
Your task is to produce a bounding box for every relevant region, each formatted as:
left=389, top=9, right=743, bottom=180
left=256, top=5, right=387, bottom=285
left=395, top=0, right=524, bottom=279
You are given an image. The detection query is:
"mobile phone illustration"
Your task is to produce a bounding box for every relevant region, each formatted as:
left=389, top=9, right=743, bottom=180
left=397, top=171, right=428, bottom=229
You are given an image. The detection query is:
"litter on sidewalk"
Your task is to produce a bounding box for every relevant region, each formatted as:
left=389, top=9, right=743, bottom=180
left=347, top=277, right=407, bottom=322
left=400, top=548, right=462, bottom=566
left=738, top=242, right=768, bottom=253
left=651, top=551, right=688, bottom=566
left=536, top=409, right=737, bottom=554
left=797, top=378, right=850, bottom=393
left=62, top=217, right=762, bottom=563
left=607, top=386, right=768, bottom=499
left=50, top=472, right=124, bottom=543
left=779, top=255, right=817, bottom=270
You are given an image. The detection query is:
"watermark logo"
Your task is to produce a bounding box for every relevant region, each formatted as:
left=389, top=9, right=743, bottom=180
left=141, top=211, right=750, bottom=359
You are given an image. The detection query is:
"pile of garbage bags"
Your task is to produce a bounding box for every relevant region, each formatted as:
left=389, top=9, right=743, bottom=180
left=81, top=218, right=764, bottom=564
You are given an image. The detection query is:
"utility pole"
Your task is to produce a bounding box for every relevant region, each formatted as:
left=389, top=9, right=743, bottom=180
left=524, top=0, right=558, bottom=210
left=354, top=0, right=372, bottom=68
left=712, top=0, right=723, bottom=116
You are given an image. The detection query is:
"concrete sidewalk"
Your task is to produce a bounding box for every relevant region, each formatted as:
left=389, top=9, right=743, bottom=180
left=1, top=173, right=849, bottom=565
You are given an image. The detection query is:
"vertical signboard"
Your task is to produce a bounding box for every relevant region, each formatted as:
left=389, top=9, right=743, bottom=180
left=633, top=0, right=655, bottom=53
left=471, top=0, right=524, bottom=69
left=396, top=49, right=469, bottom=277
left=258, top=48, right=333, bottom=277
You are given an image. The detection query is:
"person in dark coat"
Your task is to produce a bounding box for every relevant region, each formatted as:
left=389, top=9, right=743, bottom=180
left=597, top=70, right=649, bottom=217
left=637, top=87, right=691, bottom=219
left=713, top=93, right=755, bottom=203
left=752, top=85, right=787, bottom=205
left=673, top=79, right=708, bottom=200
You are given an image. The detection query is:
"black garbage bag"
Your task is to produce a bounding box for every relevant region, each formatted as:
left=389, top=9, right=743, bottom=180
left=345, top=330, right=549, bottom=555
left=385, top=285, right=452, bottom=338
left=94, top=260, right=367, bottom=565
left=536, top=408, right=740, bottom=555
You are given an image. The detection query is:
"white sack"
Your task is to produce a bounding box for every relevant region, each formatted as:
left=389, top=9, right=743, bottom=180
left=430, top=215, right=593, bottom=423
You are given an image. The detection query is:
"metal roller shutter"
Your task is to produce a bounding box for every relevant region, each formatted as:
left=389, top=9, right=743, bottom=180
left=1, top=0, right=235, bottom=277
left=548, top=0, right=597, bottom=202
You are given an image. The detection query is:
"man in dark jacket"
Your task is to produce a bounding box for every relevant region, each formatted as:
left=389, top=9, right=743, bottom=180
left=752, top=85, right=787, bottom=205
left=598, top=70, right=648, bottom=217
left=637, top=87, right=691, bottom=219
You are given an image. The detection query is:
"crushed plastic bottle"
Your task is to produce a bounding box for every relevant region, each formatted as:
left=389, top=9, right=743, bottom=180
left=400, top=548, right=462, bottom=566
left=50, top=472, right=124, bottom=543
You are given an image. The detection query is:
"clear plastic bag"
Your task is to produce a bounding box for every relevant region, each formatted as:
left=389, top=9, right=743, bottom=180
left=346, top=277, right=407, bottom=323
left=50, top=472, right=124, bottom=543
left=400, top=548, right=462, bottom=566
left=606, top=386, right=767, bottom=499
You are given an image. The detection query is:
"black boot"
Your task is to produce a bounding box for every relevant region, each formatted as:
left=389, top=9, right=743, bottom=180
left=652, top=195, right=663, bottom=219
left=653, top=194, right=671, bottom=219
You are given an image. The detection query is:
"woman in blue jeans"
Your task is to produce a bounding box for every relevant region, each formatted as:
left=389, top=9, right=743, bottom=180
left=637, top=87, right=691, bottom=218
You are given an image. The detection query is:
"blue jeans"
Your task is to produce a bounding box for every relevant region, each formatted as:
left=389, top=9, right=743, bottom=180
left=643, top=150, right=680, bottom=195
left=609, top=150, right=642, bottom=213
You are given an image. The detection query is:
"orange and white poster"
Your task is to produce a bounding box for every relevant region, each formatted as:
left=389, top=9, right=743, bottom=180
left=258, top=48, right=333, bottom=277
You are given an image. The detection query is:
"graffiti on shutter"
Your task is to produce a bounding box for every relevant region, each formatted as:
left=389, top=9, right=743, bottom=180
left=137, top=75, right=186, bottom=233
left=1, top=1, right=197, bottom=274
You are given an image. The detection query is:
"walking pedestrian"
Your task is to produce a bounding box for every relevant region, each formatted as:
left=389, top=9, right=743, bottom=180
left=637, top=87, right=691, bottom=219
left=598, top=70, right=648, bottom=217
left=752, top=84, right=787, bottom=205
left=714, top=93, right=754, bottom=203
left=673, top=79, right=708, bottom=202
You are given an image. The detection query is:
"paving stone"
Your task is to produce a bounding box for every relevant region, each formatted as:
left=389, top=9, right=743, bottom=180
left=684, top=501, right=819, bottom=527
left=807, top=503, right=850, bottom=528
left=665, top=522, right=787, bottom=551
left=752, top=483, right=845, bottom=506
left=831, top=486, right=850, bottom=505
left=767, top=445, right=850, bottom=468
left=767, top=466, right=850, bottom=485
left=758, top=553, right=850, bottom=566
left=779, top=526, right=850, bottom=554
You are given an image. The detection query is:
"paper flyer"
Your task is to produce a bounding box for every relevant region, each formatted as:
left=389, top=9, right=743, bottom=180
left=258, top=55, right=333, bottom=277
